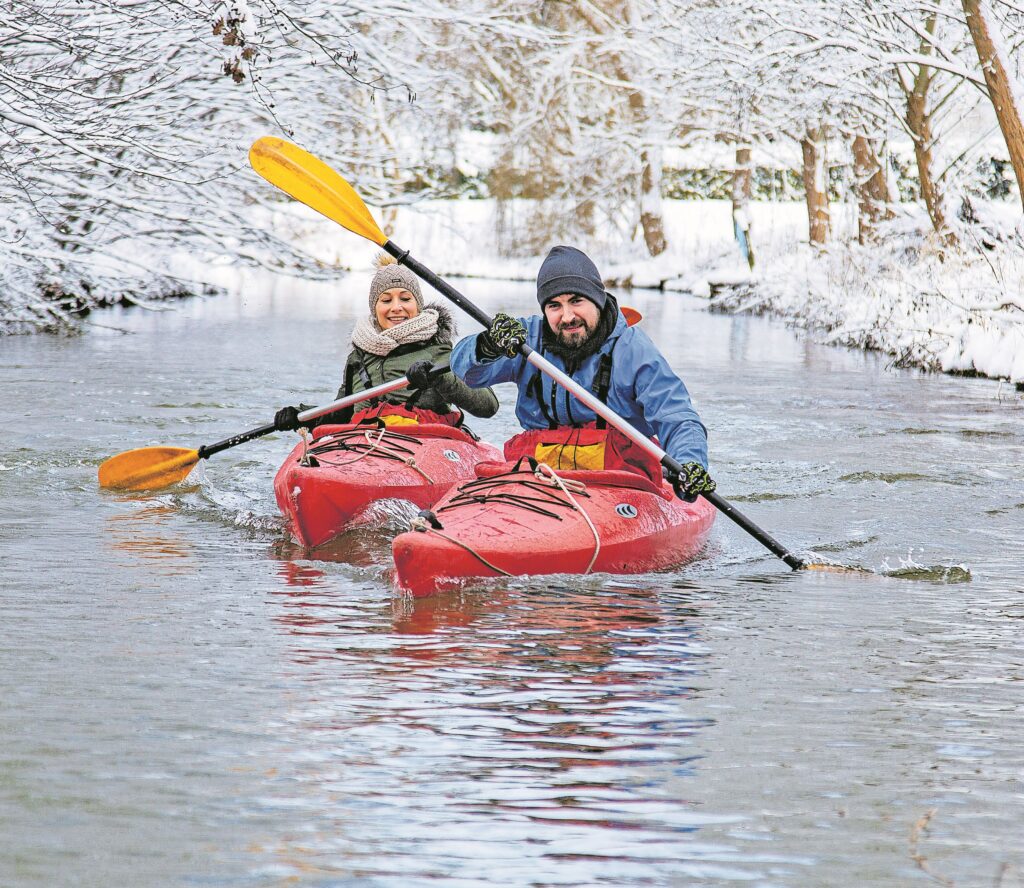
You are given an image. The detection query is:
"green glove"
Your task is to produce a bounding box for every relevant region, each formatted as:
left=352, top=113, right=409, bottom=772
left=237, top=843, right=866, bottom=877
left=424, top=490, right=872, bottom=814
left=477, top=312, right=527, bottom=360
left=673, top=462, right=716, bottom=502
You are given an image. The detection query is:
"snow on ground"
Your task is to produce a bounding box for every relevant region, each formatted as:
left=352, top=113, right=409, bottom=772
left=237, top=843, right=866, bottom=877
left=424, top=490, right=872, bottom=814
left=266, top=196, right=1024, bottom=384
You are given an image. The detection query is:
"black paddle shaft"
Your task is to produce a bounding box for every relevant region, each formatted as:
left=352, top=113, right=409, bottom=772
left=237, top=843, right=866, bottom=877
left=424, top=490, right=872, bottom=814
left=659, top=449, right=805, bottom=569
left=702, top=489, right=805, bottom=570
left=388, top=240, right=808, bottom=572
left=193, top=357, right=451, bottom=462
left=386, top=242, right=495, bottom=328
left=198, top=423, right=277, bottom=459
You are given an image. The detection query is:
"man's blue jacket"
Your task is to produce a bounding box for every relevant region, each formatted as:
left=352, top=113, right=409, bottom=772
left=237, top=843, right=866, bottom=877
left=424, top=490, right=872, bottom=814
left=450, top=311, right=709, bottom=470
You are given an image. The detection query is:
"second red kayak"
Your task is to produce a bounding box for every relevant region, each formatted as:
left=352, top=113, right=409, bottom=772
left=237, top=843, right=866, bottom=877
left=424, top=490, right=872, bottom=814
left=275, top=422, right=502, bottom=548
left=392, top=460, right=716, bottom=597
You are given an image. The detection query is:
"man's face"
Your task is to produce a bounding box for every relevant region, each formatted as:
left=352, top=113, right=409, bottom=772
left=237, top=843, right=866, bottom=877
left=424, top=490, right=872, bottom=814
left=543, top=293, right=601, bottom=349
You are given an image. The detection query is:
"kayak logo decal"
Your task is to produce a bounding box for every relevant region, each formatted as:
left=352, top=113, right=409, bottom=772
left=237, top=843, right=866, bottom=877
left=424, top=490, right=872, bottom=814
left=615, top=503, right=638, bottom=519
left=443, top=449, right=461, bottom=462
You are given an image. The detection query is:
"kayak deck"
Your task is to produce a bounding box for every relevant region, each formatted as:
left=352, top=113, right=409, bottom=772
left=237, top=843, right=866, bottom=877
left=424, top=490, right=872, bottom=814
left=274, top=423, right=501, bottom=548
left=392, top=461, right=716, bottom=597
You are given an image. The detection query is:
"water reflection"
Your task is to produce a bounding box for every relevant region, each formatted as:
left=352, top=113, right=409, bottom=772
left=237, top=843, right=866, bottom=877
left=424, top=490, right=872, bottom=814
left=104, top=503, right=196, bottom=575
left=268, top=573, right=696, bottom=678
left=275, top=560, right=327, bottom=588
left=271, top=532, right=388, bottom=573
left=389, top=585, right=667, bottom=672
left=257, top=581, right=723, bottom=882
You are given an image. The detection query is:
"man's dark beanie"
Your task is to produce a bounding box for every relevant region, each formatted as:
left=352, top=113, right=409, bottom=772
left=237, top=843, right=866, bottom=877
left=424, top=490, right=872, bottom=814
left=536, top=245, right=609, bottom=311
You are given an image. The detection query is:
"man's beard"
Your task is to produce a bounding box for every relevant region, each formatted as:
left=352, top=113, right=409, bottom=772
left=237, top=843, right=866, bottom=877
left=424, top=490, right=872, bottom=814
left=553, top=316, right=595, bottom=349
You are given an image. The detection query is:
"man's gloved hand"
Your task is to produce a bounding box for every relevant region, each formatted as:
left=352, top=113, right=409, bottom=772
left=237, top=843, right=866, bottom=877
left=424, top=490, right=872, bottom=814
left=405, top=360, right=437, bottom=390
left=274, top=405, right=300, bottom=431
left=477, top=312, right=527, bottom=360
left=673, top=462, right=716, bottom=502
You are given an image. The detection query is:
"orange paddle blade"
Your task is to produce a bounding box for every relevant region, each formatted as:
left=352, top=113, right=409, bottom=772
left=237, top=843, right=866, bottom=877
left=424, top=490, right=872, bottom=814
left=248, top=136, right=388, bottom=246
left=98, top=446, right=201, bottom=492
left=621, top=306, right=642, bottom=326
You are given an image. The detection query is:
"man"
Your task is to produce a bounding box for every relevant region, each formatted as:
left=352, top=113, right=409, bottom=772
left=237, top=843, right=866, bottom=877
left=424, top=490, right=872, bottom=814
left=449, top=245, right=716, bottom=500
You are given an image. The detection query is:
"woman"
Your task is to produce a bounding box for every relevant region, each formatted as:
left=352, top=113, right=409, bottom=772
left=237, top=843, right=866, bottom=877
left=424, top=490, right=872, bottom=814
left=274, top=254, right=498, bottom=430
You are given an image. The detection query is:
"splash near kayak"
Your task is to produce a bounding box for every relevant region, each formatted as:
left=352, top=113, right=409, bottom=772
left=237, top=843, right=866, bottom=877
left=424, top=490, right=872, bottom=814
left=391, top=459, right=716, bottom=597
left=274, top=421, right=501, bottom=548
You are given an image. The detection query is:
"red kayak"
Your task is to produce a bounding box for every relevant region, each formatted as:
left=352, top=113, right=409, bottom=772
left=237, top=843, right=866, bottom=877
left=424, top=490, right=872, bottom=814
left=275, top=422, right=502, bottom=548
left=392, top=460, right=716, bottom=597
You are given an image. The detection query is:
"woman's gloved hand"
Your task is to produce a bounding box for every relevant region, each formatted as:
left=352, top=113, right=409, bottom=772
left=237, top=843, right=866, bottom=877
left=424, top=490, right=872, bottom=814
left=274, top=405, right=300, bottom=431
left=672, top=462, right=716, bottom=502
left=405, top=360, right=438, bottom=390
left=477, top=313, right=527, bottom=360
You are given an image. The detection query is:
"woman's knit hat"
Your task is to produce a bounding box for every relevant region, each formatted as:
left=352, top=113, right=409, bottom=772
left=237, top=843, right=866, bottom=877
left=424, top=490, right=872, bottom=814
left=368, top=253, right=423, bottom=315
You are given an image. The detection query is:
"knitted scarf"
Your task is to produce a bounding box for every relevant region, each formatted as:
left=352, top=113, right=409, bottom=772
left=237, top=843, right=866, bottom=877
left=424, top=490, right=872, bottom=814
left=350, top=308, right=440, bottom=356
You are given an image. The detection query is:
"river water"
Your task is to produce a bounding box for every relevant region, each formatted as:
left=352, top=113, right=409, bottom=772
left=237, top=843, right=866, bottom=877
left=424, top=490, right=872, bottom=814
left=2, top=273, right=1022, bottom=887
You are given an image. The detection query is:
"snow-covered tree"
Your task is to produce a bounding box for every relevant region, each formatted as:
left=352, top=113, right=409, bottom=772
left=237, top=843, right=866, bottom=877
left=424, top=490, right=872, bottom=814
left=5, top=0, right=1023, bottom=340
left=775, top=0, right=991, bottom=246
left=851, top=134, right=895, bottom=243
left=455, top=0, right=685, bottom=257
left=0, top=0, right=464, bottom=332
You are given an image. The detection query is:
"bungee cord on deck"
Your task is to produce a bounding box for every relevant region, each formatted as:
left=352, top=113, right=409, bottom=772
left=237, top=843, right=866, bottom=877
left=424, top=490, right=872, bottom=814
left=298, top=426, right=436, bottom=484
left=411, top=462, right=602, bottom=577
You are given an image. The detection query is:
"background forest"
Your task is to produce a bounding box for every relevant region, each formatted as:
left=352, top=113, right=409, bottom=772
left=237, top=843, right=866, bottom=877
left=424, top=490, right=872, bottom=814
left=2, top=0, right=1023, bottom=380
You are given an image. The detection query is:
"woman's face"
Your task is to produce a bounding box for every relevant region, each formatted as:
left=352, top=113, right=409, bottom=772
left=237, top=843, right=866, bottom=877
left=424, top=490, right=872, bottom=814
left=375, top=288, right=419, bottom=329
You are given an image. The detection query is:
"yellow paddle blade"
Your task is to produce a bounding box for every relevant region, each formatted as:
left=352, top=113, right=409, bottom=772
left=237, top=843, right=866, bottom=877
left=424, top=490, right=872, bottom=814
left=248, top=136, right=388, bottom=246
left=98, top=446, right=201, bottom=492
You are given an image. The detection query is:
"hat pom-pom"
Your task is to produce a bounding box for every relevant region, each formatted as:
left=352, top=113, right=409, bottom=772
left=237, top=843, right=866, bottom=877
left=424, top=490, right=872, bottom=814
left=374, top=252, right=397, bottom=269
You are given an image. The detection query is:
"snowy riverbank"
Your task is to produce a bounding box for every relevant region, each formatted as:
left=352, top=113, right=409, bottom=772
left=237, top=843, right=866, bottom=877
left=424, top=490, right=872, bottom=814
left=11, top=195, right=1023, bottom=386
left=277, top=196, right=1024, bottom=385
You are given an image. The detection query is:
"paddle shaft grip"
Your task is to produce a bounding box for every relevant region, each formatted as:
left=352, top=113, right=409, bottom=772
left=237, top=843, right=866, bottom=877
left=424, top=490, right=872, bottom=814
left=295, top=375, right=421, bottom=425
left=389, top=240, right=806, bottom=572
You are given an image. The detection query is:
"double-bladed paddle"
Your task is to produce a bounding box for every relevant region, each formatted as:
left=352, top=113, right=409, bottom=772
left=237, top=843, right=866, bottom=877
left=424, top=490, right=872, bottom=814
left=98, top=371, right=443, bottom=492
left=248, top=136, right=842, bottom=572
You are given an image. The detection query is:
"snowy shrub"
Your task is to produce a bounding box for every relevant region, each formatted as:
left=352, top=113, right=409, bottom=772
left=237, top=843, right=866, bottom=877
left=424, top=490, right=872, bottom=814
left=706, top=205, right=1024, bottom=383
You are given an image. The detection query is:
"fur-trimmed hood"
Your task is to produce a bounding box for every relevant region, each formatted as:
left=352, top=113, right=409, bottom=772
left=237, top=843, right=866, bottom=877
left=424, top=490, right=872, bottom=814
left=427, top=302, right=458, bottom=345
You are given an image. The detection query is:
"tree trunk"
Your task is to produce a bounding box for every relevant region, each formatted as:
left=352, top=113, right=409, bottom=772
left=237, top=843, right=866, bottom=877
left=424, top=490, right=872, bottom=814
left=623, top=0, right=667, bottom=257
left=904, top=64, right=956, bottom=246
left=897, top=14, right=957, bottom=247
left=564, top=86, right=596, bottom=239
left=574, top=0, right=668, bottom=256
left=851, top=135, right=894, bottom=244
left=801, top=127, right=830, bottom=246
left=961, top=0, right=1024, bottom=210
left=639, top=144, right=667, bottom=256
left=731, top=145, right=755, bottom=268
